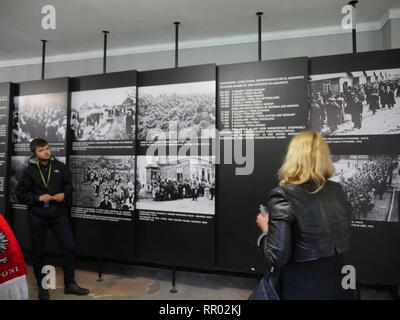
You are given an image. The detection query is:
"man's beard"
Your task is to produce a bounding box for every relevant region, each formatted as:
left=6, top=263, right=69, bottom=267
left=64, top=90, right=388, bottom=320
left=37, top=155, right=51, bottom=161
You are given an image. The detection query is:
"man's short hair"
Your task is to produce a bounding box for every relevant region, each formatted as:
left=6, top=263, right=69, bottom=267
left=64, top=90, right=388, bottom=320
left=30, top=138, right=49, bottom=153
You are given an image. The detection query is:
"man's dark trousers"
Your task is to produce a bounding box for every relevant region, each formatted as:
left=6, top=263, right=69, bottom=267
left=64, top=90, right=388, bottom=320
left=28, top=212, right=76, bottom=287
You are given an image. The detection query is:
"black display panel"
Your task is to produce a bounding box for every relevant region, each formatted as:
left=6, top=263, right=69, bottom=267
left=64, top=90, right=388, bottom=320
left=309, top=49, right=400, bottom=285
left=216, top=139, right=288, bottom=273
left=135, top=64, right=216, bottom=268
left=69, top=71, right=137, bottom=261
left=10, top=77, right=70, bottom=253
left=218, top=57, right=309, bottom=140
left=216, top=58, right=309, bottom=273
left=0, top=82, right=14, bottom=220
left=2, top=51, right=398, bottom=287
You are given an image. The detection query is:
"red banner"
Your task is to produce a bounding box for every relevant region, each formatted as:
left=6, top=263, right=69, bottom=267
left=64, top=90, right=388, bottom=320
left=0, top=215, right=27, bottom=286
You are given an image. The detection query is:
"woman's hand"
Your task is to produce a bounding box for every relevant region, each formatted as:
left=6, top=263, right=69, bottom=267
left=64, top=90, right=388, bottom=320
left=256, top=213, right=269, bottom=233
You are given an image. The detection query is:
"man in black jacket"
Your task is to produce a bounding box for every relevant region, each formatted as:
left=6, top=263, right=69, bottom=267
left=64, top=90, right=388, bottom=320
left=16, top=138, right=89, bottom=300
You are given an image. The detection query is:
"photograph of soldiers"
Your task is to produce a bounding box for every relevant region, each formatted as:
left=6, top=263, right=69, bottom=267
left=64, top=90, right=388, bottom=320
left=12, top=93, right=67, bottom=143
left=309, top=68, right=400, bottom=136
left=137, top=81, right=216, bottom=143
left=136, top=155, right=215, bottom=215
left=69, top=155, right=136, bottom=211
left=331, top=155, right=400, bottom=222
left=9, top=156, right=66, bottom=204
left=70, top=86, right=136, bottom=141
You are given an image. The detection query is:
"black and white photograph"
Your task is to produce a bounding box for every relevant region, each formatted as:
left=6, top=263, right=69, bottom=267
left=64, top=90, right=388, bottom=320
left=136, top=155, right=215, bottom=215
left=12, top=92, right=67, bottom=143
left=137, top=81, right=216, bottom=142
left=331, top=155, right=400, bottom=222
left=70, top=155, right=136, bottom=210
left=309, top=68, right=400, bottom=136
left=9, top=156, right=66, bottom=204
left=70, top=86, right=136, bottom=141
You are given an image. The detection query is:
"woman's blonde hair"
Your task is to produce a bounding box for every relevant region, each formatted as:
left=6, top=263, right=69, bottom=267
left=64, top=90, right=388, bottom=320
left=278, top=131, right=335, bottom=193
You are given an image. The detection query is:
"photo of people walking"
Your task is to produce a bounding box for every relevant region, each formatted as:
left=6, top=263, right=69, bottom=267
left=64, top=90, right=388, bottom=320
left=70, top=86, right=136, bottom=141
left=70, top=155, right=136, bottom=211
left=309, top=68, right=400, bottom=136
left=331, top=155, right=400, bottom=222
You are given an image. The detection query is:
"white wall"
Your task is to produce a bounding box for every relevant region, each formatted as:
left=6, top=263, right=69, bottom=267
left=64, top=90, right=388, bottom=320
left=0, top=21, right=398, bottom=83
left=389, top=18, right=400, bottom=49
left=382, top=20, right=392, bottom=50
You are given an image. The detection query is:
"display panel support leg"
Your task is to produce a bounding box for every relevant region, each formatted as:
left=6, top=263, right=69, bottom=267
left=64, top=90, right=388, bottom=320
left=355, top=281, right=361, bottom=300
left=398, top=285, right=400, bottom=299
left=256, top=12, right=263, bottom=61
left=349, top=0, right=358, bottom=53
left=97, top=258, right=104, bottom=282
left=169, top=266, right=178, bottom=294
left=174, top=22, right=180, bottom=68
left=102, top=30, right=109, bottom=74
left=388, top=285, right=400, bottom=300
left=41, top=39, right=47, bottom=80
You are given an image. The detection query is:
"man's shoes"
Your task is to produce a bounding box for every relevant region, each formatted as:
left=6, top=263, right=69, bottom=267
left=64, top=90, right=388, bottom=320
left=38, top=288, right=50, bottom=300
left=64, top=283, right=90, bottom=296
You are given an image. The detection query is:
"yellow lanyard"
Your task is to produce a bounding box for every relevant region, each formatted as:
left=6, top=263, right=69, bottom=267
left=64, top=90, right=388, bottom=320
left=36, top=162, right=52, bottom=189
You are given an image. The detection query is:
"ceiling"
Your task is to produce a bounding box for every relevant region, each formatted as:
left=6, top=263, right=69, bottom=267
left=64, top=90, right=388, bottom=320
left=0, top=0, right=399, bottom=65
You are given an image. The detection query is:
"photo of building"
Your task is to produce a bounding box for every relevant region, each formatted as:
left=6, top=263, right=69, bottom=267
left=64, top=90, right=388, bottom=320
left=136, top=156, right=215, bottom=214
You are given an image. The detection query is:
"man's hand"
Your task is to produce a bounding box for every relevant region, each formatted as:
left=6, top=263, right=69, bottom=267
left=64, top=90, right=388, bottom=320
left=256, top=213, right=269, bottom=233
left=53, top=193, right=65, bottom=202
left=39, top=194, right=53, bottom=202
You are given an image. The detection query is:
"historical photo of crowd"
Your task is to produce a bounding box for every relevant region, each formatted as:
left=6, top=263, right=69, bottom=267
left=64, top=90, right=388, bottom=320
left=309, top=68, right=400, bottom=136
left=9, top=156, right=66, bottom=204
left=136, top=155, right=215, bottom=215
left=70, top=155, right=136, bottom=211
left=12, top=93, right=67, bottom=143
left=70, top=86, right=136, bottom=141
left=137, top=81, right=216, bottom=143
left=331, top=155, right=400, bottom=223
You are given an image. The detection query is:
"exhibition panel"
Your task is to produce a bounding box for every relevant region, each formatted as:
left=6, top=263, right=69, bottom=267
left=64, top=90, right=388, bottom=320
left=135, top=64, right=216, bottom=268
left=69, top=71, right=137, bottom=261
left=3, top=49, right=399, bottom=285
left=9, top=77, right=70, bottom=253
left=0, top=82, right=14, bottom=220
left=216, top=57, right=309, bottom=272
left=309, top=49, right=400, bottom=284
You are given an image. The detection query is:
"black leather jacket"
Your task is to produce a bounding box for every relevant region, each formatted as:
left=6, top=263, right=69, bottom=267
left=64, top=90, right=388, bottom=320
left=260, top=180, right=352, bottom=268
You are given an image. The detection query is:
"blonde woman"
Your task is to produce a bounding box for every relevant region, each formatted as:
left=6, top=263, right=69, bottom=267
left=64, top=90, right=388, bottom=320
left=255, top=131, right=352, bottom=300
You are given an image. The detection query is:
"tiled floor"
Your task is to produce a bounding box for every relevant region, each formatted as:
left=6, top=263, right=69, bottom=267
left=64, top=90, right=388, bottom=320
left=26, top=259, right=397, bottom=300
